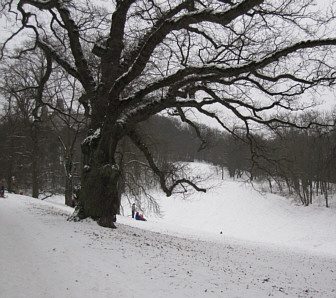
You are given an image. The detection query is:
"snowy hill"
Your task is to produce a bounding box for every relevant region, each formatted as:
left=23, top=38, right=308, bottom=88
left=120, top=162, right=336, bottom=257
left=1, top=162, right=336, bottom=297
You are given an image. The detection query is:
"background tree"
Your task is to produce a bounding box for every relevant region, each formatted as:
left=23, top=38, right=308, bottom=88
left=47, top=71, right=87, bottom=206
left=268, top=113, right=336, bottom=207
left=0, top=104, right=25, bottom=194
left=0, top=49, right=52, bottom=197
left=0, top=48, right=85, bottom=199
left=2, top=0, right=336, bottom=227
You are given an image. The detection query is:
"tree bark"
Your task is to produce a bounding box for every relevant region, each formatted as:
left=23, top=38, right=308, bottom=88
left=64, top=161, right=73, bottom=207
left=31, top=124, right=40, bottom=198
left=77, top=123, right=122, bottom=228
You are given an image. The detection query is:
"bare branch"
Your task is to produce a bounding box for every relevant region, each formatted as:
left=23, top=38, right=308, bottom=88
left=176, top=107, right=207, bottom=151
left=128, top=129, right=206, bottom=196
left=111, top=0, right=264, bottom=97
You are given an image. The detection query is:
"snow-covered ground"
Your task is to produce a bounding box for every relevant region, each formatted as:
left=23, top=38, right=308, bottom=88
left=1, top=163, right=336, bottom=297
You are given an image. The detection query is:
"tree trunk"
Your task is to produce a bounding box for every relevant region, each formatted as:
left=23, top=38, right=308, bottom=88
left=309, top=181, right=313, bottom=205
left=64, top=173, right=73, bottom=207
left=79, top=165, right=120, bottom=228
left=76, top=123, right=122, bottom=228
left=31, top=158, right=39, bottom=198
left=321, top=181, right=329, bottom=208
left=31, top=123, right=40, bottom=198
left=64, top=156, right=73, bottom=206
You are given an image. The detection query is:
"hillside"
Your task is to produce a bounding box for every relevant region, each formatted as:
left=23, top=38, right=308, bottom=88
left=1, top=162, right=335, bottom=297
left=119, top=162, right=336, bottom=256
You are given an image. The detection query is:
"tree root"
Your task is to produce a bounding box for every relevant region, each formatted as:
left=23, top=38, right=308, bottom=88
left=98, top=216, right=117, bottom=229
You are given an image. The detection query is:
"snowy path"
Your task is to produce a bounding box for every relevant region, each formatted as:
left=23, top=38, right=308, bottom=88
left=1, top=195, right=336, bottom=297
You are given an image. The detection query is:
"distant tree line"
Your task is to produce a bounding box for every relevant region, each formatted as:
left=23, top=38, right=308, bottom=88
left=139, top=113, right=336, bottom=208
left=210, top=114, right=336, bottom=208
left=120, top=112, right=336, bottom=208
left=0, top=107, right=85, bottom=199
left=258, top=120, right=336, bottom=208
left=1, top=106, right=336, bottom=208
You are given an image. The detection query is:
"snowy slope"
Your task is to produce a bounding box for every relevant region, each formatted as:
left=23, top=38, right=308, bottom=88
left=120, top=162, right=336, bottom=257
left=1, top=162, right=336, bottom=297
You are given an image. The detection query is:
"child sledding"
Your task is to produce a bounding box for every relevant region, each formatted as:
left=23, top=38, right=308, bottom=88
left=135, top=211, right=147, bottom=221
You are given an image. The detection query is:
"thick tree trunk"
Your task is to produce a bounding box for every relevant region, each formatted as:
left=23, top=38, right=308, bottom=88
left=79, top=164, right=121, bottom=228
left=76, top=123, right=122, bottom=228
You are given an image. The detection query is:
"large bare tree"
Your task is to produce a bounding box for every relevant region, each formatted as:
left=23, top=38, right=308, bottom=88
left=1, top=0, right=336, bottom=227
